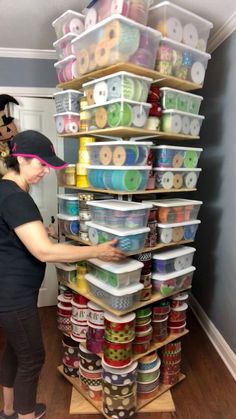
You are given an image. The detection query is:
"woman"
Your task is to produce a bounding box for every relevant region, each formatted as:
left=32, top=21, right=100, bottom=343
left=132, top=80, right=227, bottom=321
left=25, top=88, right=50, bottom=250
left=0, top=130, right=126, bottom=419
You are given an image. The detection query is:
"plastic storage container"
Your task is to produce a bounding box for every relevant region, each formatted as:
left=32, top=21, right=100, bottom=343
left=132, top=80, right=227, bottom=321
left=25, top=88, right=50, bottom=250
left=57, top=213, right=80, bottom=236
left=160, top=87, right=203, bottom=114
left=152, top=246, right=196, bottom=274
left=85, top=273, right=144, bottom=311
left=161, top=110, right=204, bottom=136
left=83, top=71, right=153, bottom=105
left=54, top=55, right=78, bottom=83
left=57, top=194, right=79, bottom=216
left=86, top=141, right=152, bottom=166
left=148, top=198, right=202, bottom=223
left=54, top=112, right=80, bottom=134
left=154, top=167, right=202, bottom=190
left=87, top=199, right=152, bottom=229
left=87, top=165, right=150, bottom=191
left=53, top=33, right=77, bottom=59
left=54, top=90, right=82, bottom=113
left=83, top=0, right=152, bottom=28
left=152, top=145, right=203, bottom=168
left=87, top=257, right=143, bottom=288
left=84, top=99, right=151, bottom=130
left=55, top=262, right=77, bottom=284
left=155, top=37, right=211, bottom=86
left=71, top=15, right=162, bottom=76
left=86, top=221, right=150, bottom=252
left=152, top=266, right=196, bottom=296
left=148, top=1, right=213, bottom=52
left=52, top=10, right=85, bottom=39
left=156, top=220, right=201, bottom=244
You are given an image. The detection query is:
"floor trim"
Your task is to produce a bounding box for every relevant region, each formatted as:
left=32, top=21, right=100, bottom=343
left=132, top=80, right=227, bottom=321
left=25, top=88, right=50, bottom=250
left=189, top=294, right=236, bottom=381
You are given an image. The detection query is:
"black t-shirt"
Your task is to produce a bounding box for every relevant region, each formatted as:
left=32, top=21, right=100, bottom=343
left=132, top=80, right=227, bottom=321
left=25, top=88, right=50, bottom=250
left=0, top=179, right=46, bottom=312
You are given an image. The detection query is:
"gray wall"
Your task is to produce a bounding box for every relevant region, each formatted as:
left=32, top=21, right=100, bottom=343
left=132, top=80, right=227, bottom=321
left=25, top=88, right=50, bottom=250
left=0, top=57, right=57, bottom=87
left=192, top=31, right=236, bottom=351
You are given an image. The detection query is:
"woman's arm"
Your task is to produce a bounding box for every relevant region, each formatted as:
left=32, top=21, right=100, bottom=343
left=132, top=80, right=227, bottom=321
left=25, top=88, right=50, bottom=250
left=15, top=220, right=126, bottom=263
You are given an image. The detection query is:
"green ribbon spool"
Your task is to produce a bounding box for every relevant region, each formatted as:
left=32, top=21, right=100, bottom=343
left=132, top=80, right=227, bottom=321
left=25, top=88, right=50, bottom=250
left=111, top=170, right=142, bottom=191
left=183, top=150, right=198, bottom=168
left=123, top=76, right=136, bottom=100
left=107, top=103, right=132, bottom=128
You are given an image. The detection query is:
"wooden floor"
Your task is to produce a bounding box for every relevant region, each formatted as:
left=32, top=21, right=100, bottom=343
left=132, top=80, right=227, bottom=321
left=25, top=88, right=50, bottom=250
left=0, top=307, right=236, bottom=419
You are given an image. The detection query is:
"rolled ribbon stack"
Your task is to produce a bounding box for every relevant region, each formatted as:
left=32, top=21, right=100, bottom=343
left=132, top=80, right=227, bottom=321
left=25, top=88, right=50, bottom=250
left=62, top=334, right=80, bottom=377
left=160, top=341, right=182, bottom=385
left=137, top=351, right=161, bottom=400
left=145, top=86, right=162, bottom=131
left=79, top=343, right=103, bottom=401
left=76, top=136, right=95, bottom=188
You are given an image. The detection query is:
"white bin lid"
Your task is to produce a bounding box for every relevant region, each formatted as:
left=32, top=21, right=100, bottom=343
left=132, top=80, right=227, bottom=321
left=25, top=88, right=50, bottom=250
left=53, top=33, right=77, bottom=47
left=86, top=221, right=150, bottom=236
left=87, top=199, right=152, bottom=211
left=152, top=266, right=196, bottom=281
left=146, top=198, right=203, bottom=207
left=85, top=273, right=143, bottom=295
left=162, top=109, right=205, bottom=120
left=84, top=99, right=151, bottom=110
left=53, top=89, right=83, bottom=96
left=83, top=71, right=153, bottom=88
left=157, top=220, right=201, bottom=228
left=88, top=257, right=143, bottom=273
left=54, top=55, right=76, bottom=68
left=87, top=165, right=150, bottom=170
left=55, top=262, right=77, bottom=271
left=86, top=141, right=153, bottom=146
left=57, top=213, right=80, bottom=221
left=160, top=87, right=203, bottom=100
left=152, top=145, right=203, bottom=151
left=152, top=246, right=196, bottom=260
left=57, top=194, right=79, bottom=200
left=153, top=167, right=202, bottom=172
left=52, top=10, right=84, bottom=27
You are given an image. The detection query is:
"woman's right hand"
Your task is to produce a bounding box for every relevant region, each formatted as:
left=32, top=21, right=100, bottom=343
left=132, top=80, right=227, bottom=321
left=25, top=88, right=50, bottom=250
left=95, top=239, right=127, bottom=261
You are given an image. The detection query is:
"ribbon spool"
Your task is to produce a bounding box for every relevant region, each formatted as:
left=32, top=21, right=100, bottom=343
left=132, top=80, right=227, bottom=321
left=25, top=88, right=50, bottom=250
left=95, top=41, right=110, bottom=68
left=163, top=91, right=177, bottom=109
left=160, top=228, right=173, bottom=244
left=79, top=136, right=95, bottom=150
left=190, top=61, right=205, bottom=85
left=173, top=174, right=183, bottom=189
left=162, top=114, right=182, bottom=134
left=63, top=18, right=84, bottom=36
left=112, top=145, right=139, bottom=166
left=77, top=49, right=90, bottom=75
left=85, top=88, right=95, bottom=106
left=88, top=44, right=97, bottom=72
left=183, top=23, right=199, bottom=48
left=172, top=153, right=184, bottom=168
left=158, top=17, right=183, bottom=42
left=85, top=7, right=97, bottom=30
left=160, top=172, right=174, bottom=190
left=184, top=172, right=198, bottom=188
left=95, top=107, right=108, bottom=129
left=93, top=81, right=109, bottom=104
left=190, top=118, right=201, bottom=136
left=99, top=145, right=113, bottom=165
left=183, top=150, right=198, bottom=168
left=172, top=227, right=184, bottom=242
left=132, top=105, right=147, bottom=128
left=103, top=20, right=140, bottom=55
left=107, top=103, right=132, bottom=127
left=111, top=170, right=142, bottom=191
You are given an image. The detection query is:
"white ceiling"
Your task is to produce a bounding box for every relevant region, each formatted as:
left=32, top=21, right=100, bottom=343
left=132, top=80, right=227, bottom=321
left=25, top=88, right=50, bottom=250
left=0, top=0, right=236, bottom=51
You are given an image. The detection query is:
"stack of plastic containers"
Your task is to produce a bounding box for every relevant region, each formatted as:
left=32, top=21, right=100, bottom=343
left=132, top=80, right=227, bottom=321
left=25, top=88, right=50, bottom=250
left=148, top=1, right=213, bottom=86
left=53, top=10, right=85, bottom=83
left=54, top=89, right=82, bottom=135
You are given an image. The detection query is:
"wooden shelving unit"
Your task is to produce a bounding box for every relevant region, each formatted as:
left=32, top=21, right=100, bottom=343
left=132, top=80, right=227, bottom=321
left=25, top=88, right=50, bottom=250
left=64, top=236, right=194, bottom=255
left=61, top=127, right=199, bottom=140
left=59, top=185, right=197, bottom=195
left=58, top=365, right=186, bottom=418
left=57, top=62, right=201, bottom=92
left=59, top=279, right=191, bottom=316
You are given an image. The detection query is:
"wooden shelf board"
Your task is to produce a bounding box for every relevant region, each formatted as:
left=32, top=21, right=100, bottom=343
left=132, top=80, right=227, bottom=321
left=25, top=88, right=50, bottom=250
left=57, top=62, right=201, bottom=92
left=61, top=127, right=199, bottom=140
left=58, top=365, right=185, bottom=418
left=63, top=236, right=194, bottom=256
left=59, top=186, right=197, bottom=195
left=59, top=279, right=191, bottom=316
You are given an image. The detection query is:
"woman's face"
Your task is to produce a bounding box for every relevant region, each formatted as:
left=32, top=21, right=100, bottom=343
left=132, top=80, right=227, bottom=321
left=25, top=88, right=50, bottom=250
left=19, top=157, right=50, bottom=184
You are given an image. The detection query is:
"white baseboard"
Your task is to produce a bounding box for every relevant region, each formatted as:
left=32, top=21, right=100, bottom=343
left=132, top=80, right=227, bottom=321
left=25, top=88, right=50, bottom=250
left=189, top=294, right=236, bottom=381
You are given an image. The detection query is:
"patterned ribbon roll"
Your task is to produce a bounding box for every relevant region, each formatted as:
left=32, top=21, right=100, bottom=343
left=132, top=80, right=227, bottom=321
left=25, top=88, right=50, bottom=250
left=103, top=19, right=140, bottom=55
left=112, top=145, right=139, bottom=166
left=107, top=103, right=133, bottom=128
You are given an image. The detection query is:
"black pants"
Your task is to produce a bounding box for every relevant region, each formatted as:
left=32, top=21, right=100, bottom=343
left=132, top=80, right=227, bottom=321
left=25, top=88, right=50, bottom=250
left=0, top=305, right=45, bottom=415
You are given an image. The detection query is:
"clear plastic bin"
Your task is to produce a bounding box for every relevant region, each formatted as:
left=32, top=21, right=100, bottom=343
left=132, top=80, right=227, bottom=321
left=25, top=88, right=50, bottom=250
left=54, top=90, right=82, bottom=113
left=160, top=87, right=203, bottom=114
left=148, top=1, right=213, bottom=52
left=71, top=15, right=162, bottom=76
left=87, top=199, right=152, bottom=229
left=147, top=198, right=202, bottom=223
left=152, top=246, right=196, bottom=274
left=161, top=110, right=204, bottom=136
left=53, top=33, right=77, bottom=60
left=86, top=141, right=152, bottom=167
left=83, top=71, right=153, bottom=105
left=156, top=220, right=201, bottom=244
left=84, top=99, right=151, bottom=130
left=87, top=165, right=150, bottom=191
left=57, top=194, right=79, bottom=216
left=83, top=0, right=152, bottom=28
left=55, top=262, right=77, bottom=284
left=54, top=55, right=78, bottom=83
left=57, top=213, right=80, bottom=236
left=87, top=257, right=144, bottom=288
left=155, top=37, right=211, bottom=86
left=85, top=273, right=143, bottom=311
left=152, top=266, right=196, bottom=297
left=52, top=10, right=85, bottom=39
left=86, top=220, right=150, bottom=252
left=152, top=146, right=203, bottom=168
left=54, top=112, right=80, bottom=134
left=154, top=168, right=202, bottom=190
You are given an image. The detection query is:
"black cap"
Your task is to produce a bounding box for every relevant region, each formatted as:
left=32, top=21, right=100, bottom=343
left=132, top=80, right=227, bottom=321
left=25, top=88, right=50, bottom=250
left=11, top=130, right=68, bottom=170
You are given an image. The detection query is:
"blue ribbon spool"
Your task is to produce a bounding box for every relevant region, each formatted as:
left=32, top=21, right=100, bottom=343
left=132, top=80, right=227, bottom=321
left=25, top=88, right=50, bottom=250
left=111, top=170, right=142, bottom=191
left=182, top=51, right=194, bottom=68
left=136, top=145, right=148, bottom=165
left=155, top=148, right=173, bottom=167
left=184, top=225, right=196, bottom=240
